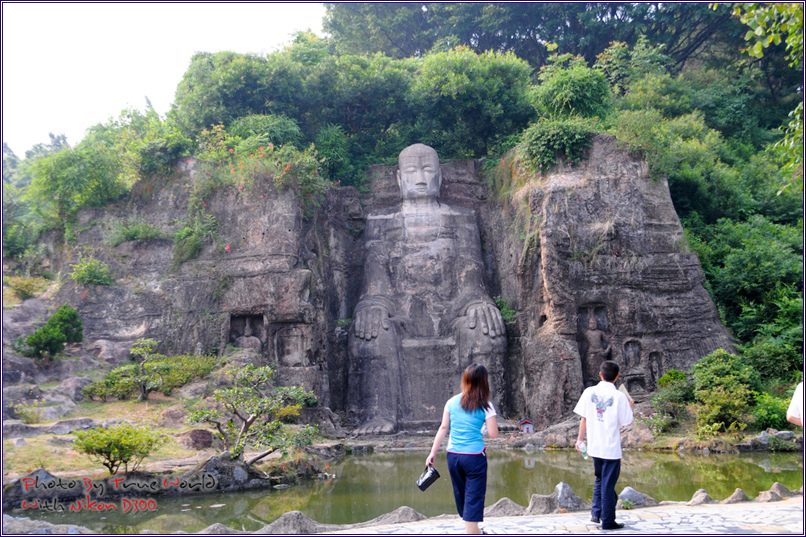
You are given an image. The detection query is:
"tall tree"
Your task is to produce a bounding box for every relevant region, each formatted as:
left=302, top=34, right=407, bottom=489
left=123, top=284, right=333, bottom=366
left=324, top=3, right=439, bottom=58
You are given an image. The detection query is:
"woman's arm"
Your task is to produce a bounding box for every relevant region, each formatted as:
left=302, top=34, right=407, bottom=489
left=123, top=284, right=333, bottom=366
left=485, top=415, right=498, bottom=439
left=426, top=407, right=451, bottom=466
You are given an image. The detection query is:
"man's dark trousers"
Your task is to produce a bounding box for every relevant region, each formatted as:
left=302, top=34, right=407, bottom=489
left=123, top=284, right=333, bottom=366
left=592, top=457, right=621, bottom=527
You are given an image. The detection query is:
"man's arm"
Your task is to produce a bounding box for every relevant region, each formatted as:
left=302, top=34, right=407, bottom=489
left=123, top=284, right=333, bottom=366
left=576, top=417, right=587, bottom=452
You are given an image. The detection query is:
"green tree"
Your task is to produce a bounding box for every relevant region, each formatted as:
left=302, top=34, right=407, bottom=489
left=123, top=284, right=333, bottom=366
left=410, top=47, right=534, bottom=157
left=324, top=3, right=440, bottom=58
left=74, top=422, right=165, bottom=475
left=533, top=53, right=613, bottom=119
left=171, top=51, right=272, bottom=137
left=187, top=364, right=318, bottom=465
left=26, top=324, right=65, bottom=359
left=124, top=338, right=168, bottom=402
left=691, top=349, right=758, bottom=431
left=728, top=2, right=803, bottom=191
left=47, top=304, right=83, bottom=344
left=23, top=304, right=83, bottom=359
left=26, top=144, right=123, bottom=226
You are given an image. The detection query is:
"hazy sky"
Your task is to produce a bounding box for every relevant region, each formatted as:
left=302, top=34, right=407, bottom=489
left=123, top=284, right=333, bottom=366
left=2, top=2, right=326, bottom=157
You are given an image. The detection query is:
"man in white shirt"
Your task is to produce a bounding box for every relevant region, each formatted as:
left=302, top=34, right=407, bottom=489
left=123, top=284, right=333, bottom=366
left=786, top=382, right=803, bottom=427
left=574, top=360, right=634, bottom=530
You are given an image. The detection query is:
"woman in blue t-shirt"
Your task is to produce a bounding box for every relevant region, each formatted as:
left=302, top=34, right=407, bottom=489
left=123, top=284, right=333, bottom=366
left=426, top=364, right=498, bottom=535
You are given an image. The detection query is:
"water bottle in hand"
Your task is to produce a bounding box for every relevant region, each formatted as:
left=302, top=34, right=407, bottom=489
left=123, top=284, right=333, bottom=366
left=577, top=440, right=588, bottom=459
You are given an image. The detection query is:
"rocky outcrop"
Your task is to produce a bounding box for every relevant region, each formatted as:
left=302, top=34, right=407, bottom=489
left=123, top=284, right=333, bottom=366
left=2, top=418, right=129, bottom=439
left=487, top=135, right=734, bottom=428
left=526, top=481, right=591, bottom=514
left=2, top=137, right=733, bottom=433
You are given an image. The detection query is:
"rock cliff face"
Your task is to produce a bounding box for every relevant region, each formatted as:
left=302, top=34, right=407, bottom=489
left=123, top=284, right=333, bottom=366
left=485, top=135, right=734, bottom=428
left=3, top=136, right=733, bottom=431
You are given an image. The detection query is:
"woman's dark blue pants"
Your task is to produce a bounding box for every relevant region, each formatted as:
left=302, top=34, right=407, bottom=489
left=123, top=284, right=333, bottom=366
left=447, top=451, right=487, bottom=522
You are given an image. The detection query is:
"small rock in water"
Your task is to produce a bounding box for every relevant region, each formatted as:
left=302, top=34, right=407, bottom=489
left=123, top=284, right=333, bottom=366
left=274, top=484, right=291, bottom=489
left=209, top=504, right=226, bottom=508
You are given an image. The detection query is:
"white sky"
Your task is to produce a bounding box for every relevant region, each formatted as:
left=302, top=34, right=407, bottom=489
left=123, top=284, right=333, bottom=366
left=2, top=2, right=326, bottom=157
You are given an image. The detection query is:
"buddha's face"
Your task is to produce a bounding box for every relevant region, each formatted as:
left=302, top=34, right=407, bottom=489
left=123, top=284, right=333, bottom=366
left=397, top=150, right=441, bottom=201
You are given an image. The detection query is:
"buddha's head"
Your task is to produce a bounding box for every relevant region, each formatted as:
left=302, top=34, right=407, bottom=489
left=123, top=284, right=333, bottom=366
left=397, top=144, right=442, bottom=201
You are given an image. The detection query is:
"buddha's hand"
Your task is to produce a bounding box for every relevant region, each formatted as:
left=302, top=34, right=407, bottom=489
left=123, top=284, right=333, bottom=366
left=352, top=305, right=391, bottom=341
left=466, top=301, right=505, bottom=338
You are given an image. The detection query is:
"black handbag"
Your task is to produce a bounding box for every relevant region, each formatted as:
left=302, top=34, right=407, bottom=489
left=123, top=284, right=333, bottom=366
left=416, top=465, right=440, bottom=491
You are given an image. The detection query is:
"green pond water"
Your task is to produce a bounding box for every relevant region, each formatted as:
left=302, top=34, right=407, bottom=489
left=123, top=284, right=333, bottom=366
left=9, top=449, right=803, bottom=533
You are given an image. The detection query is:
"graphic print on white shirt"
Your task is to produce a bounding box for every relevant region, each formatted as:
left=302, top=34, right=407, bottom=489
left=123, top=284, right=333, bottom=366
left=592, top=393, right=614, bottom=422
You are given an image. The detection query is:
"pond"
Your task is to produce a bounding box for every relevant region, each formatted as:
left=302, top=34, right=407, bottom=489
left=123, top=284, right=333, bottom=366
left=9, top=449, right=803, bottom=534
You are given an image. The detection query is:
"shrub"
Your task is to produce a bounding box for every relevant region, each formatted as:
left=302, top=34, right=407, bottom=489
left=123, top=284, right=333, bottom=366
left=71, top=258, right=114, bottom=285
left=108, top=216, right=164, bottom=246
left=635, top=410, right=673, bottom=435
left=315, top=124, right=356, bottom=185
left=691, top=349, right=760, bottom=394
left=6, top=277, right=49, bottom=300
left=172, top=212, right=218, bottom=268
left=83, top=348, right=219, bottom=401
left=751, top=392, right=791, bottom=430
left=47, top=304, right=83, bottom=343
left=11, top=399, right=45, bottom=424
left=690, top=349, right=759, bottom=432
left=74, top=422, right=165, bottom=474
left=494, top=297, right=517, bottom=323
left=694, top=384, right=753, bottom=432
left=533, top=53, right=613, bottom=119
left=657, top=369, right=688, bottom=388
left=228, top=114, right=303, bottom=151
left=187, top=364, right=318, bottom=463
left=741, top=342, right=801, bottom=384
left=26, top=324, right=65, bottom=358
left=519, top=117, right=597, bottom=174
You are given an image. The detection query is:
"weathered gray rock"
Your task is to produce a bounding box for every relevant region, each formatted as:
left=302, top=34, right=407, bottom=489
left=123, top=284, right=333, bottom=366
left=689, top=489, right=716, bottom=505
left=2, top=384, right=45, bottom=419
left=176, top=429, right=213, bottom=450
left=196, top=455, right=269, bottom=491
left=195, top=523, right=249, bottom=534
left=526, top=492, right=557, bottom=515
left=47, top=418, right=98, bottom=435
left=254, top=511, right=340, bottom=534
left=160, top=406, right=189, bottom=428
left=484, top=497, right=526, bottom=517
left=509, top=414, right=653, bottom=449
left=178, top=381, right=209, bottom=399
left=722, top=488, right=750, bottom=503
left=7, top=137, right=733, bottom=432
left=55, top=377, right=93, bottom=402
left=769, top=482, right=801, bottom=498
left=556, top=482, right=589, bottom=511
left=617, top=487, right=658, bottom=508
left=13, top=438, right=27, bottom=447
left=526, top=482, right=589, bottom=514
left=772, top=430, right=794, bottom=440
left=491, top=135, right=734, bottom=427
left=756, top=490, right=783, bottom=502
left=352, top=506, right=427, bottom=528
left=3, top=421, right=46, bottom=438
left=752, top=431, right=771, bottom=447
left=619, top=486, right=646, bottom=505
left=2, top=514, right=95, bottom=535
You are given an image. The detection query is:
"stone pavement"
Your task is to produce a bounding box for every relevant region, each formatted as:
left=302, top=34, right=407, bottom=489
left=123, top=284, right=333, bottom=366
left=331, top=495, right=804, bottom=534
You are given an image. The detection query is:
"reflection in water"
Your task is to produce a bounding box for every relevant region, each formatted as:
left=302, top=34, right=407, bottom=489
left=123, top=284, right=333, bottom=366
left=9, top=450, right=802, bottom=533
